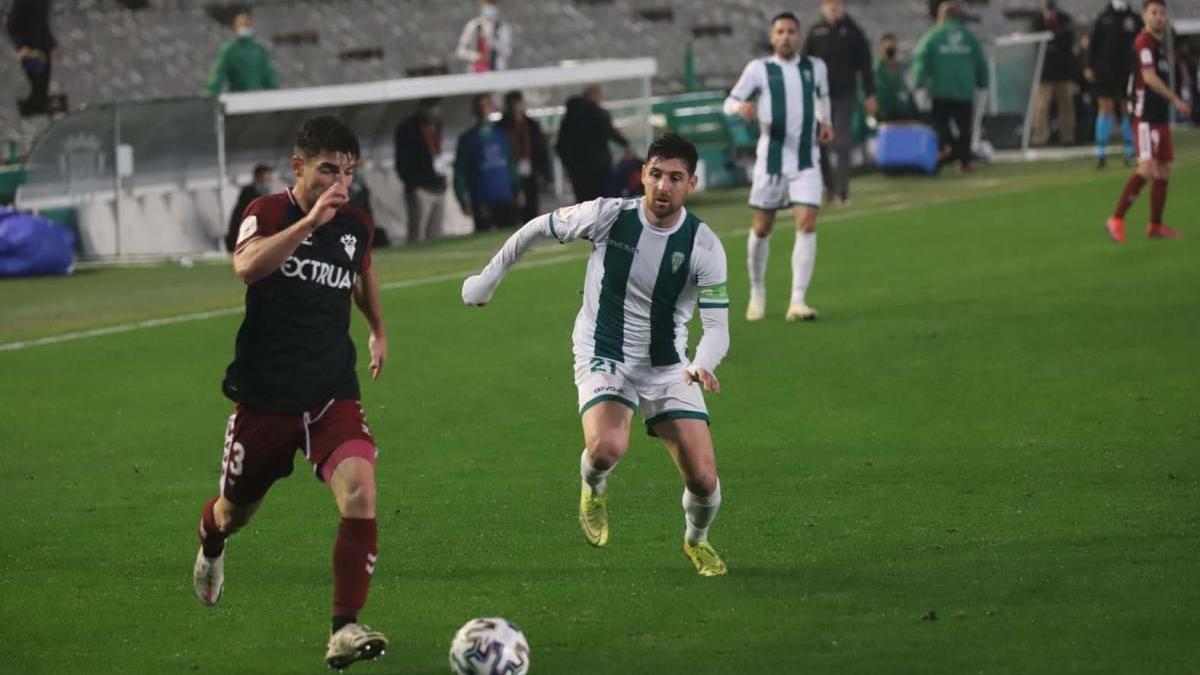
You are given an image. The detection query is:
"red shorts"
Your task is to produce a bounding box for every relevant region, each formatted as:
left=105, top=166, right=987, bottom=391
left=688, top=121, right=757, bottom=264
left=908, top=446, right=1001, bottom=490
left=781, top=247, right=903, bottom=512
left=218, top=399, right=376, bottom=504
left=1134, top=121, right=1173, bottom=163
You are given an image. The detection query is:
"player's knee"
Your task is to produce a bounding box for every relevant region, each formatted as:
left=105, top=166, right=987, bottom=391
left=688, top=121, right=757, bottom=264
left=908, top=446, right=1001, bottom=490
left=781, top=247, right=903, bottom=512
left=685, top=472, right=719, bottom=497
left=751, top=222, right=773, bottom=238
left=587, top=435, right=627, bottom=469
left=337, top=477, right=377, bottom=518
left=798, top=218, right=816, bottom=234
left=215, top=501, right=253, bottom=534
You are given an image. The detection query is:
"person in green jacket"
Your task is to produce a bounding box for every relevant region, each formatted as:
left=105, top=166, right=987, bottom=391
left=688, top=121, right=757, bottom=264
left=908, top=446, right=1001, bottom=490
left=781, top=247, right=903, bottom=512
left=911, top=1, right=988, bottom=172
left=874, top=33, right=918, bottom=122
left=206, top=11, right=278, bottom=94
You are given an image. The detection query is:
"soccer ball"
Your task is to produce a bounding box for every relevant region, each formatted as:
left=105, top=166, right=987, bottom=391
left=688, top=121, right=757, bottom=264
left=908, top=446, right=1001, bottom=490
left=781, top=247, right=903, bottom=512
left=449, top=617, right=530, bottom=675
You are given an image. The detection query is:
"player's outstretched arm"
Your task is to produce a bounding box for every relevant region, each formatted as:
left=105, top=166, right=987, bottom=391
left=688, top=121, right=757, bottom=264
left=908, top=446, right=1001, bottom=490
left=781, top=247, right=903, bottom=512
left=461, top=213, right=557, bottom=306
left=354, top=266, right=387, bottom=381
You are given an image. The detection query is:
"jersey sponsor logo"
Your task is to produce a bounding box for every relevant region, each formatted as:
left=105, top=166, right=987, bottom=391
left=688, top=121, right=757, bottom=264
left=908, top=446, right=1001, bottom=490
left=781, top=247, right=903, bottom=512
left=236, top=215, right=258, bottom=245
left=340, top=233, right=357, bottom=260
left=607, top=239, right=638, bottom=255
left=1141, top=48, right=1154, bottom=66
left=671, top=251, right=687, bottom=274
left=279, top=256, right=357, bottom=289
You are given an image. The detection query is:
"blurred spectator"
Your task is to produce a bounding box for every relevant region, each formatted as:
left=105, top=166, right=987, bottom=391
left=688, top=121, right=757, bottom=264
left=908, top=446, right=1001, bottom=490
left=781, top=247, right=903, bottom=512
left=874, top=33, right=918, bottom=123
left=804, top=0, right=875, bottom=205
left=225, top=164, right=274, bottom=252
left=454, top=93, right=520, bottom=232
left=224, top=162, right=273, bottom=251
left=499, top=90, right=551, bottom=223
left=348, top=172, right=389, bottom=247
left=6, top=0, right=56, bottom=116
left=456, top=0, right=512, bottom=73
left=1031, top=1, right=1077, bottom=146
left=911, top=1, right=988, bottom=173
left=1087, top=0, right=1141, bottom=167
left=206, top=11, right=278, bottom=94
left=394, top=97, right=447, bottom=243
left=555, top=85, right=629, bottom=202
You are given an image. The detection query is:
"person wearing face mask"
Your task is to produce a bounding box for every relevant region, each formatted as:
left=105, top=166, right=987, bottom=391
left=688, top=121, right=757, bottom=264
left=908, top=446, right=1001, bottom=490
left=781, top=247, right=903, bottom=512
left=225, top=164, right=275, bottom=252
left=1087, top=0, right=1142, bottom=167
left=394, top=98, right=448, bottom=243
left=874, top=34, right=918, bottom=122
left=206, top=11, right=278, bottom=94
left=456, top=0, right=513, bottom=73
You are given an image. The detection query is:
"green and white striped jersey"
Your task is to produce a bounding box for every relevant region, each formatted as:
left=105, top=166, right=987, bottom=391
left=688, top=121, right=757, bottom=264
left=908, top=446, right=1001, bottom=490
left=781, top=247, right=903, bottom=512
left=724, top=54, right=830, bottom=176
left=549, top=198, right=729, bottom=368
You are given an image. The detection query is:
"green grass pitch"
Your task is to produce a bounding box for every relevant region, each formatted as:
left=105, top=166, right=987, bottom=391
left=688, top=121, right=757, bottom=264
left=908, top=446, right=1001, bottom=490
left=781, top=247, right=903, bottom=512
left=1, top=141, right=1198, bottom=673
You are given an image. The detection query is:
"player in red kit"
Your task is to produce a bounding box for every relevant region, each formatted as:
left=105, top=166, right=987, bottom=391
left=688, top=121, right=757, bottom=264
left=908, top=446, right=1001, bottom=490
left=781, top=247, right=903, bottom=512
left=192, top=116, right=390, bottom=670
left=1106, top=0, right=1191, bottom=242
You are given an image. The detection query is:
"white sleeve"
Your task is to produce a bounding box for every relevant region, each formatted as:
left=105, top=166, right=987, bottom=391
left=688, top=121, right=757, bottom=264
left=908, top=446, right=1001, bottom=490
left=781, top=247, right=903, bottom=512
left=461, top=199, right=622, bottom=305
left=690, top=228, right=730, bottom=373
left=456, top=19, right=479, bottom=62
left=546, top=197, right=623, bottom=244
left=723, top=60, right=761, bottom=116
left=815, top=60, right=832, bottom=124
left=461, top=213, right=553, bottom=304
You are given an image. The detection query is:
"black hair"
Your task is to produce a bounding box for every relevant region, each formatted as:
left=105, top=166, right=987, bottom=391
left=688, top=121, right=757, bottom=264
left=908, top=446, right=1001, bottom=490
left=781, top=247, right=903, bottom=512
left=770, top=11, right=800, bottom=29
left=1144, top=0, right=1165, bottom=8
left=646, top=132, right=698, bottom=175
left=252, top=163, right=273, bottom=178
left=294, top=115, right=360, bottom=160
left=503, top=90, right=524, bottom=107
left=881, top=32, right=897, bottom=42
left=471, top=93, right=494, bottom=118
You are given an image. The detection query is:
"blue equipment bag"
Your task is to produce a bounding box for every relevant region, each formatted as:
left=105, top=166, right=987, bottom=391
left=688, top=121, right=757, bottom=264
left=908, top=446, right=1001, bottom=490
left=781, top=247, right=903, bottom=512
left=0, top=208, right=76, bottom=278
left=875, top=123, right=939, bottom=174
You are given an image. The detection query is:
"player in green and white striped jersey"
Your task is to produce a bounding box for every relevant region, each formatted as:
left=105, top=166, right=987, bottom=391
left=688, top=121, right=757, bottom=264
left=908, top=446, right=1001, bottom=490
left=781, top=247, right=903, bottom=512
left=724, top=11, right=834, bottom=322
left=461, top=134, right=731, bottom=576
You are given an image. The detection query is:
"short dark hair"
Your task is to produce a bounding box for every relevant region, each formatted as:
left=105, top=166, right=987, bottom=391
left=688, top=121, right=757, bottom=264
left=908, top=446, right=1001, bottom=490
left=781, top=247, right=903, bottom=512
left=881, top=33, right=897, bottom=42
left=252, top=163, right=273, bottom=179
left=770, top=11, right=800, bottom=29
left=646, top=132, right=698, bottom=175
left=503, top=90, right=524, bottom=107
left=1144, top=0, right=1165, bottom=8
left=294, top=115, right=360, bottom=160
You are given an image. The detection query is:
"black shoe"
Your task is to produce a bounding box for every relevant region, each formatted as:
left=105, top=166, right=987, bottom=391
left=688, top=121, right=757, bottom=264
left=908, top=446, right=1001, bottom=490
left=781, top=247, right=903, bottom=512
left=1095, top=156, right=1107, bottom=169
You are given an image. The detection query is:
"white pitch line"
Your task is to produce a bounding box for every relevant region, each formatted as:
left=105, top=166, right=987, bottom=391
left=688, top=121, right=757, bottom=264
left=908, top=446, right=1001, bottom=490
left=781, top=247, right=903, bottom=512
left=0, top=166, right=1133, bottom=353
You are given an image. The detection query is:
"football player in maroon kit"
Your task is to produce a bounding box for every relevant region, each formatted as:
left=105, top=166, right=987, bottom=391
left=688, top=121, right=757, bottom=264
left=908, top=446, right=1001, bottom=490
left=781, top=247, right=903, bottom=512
left=1106, top=0, right=1191, bottom=242
left=192, top=116, right=390, bottom=670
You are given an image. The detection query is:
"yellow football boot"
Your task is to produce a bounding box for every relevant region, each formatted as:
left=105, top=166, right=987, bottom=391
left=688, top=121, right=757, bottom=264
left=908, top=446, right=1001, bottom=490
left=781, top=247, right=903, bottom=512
left=683, top=540, right=727, bottom=577
left=579, top=483, right=609, bottom=547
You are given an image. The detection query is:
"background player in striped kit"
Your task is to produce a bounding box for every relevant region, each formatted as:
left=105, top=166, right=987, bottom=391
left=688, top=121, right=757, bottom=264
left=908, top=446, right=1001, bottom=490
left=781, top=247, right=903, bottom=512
left=725, top=11, right=834, bottom=323
left=461, top=133, right=732, bottom=577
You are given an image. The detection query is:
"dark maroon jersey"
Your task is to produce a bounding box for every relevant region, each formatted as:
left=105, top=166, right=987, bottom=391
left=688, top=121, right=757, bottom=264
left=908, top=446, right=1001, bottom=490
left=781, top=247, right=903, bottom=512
left=1131, top=30, right=1169, bottom=123
left=222, top=189, right=375, bottom=413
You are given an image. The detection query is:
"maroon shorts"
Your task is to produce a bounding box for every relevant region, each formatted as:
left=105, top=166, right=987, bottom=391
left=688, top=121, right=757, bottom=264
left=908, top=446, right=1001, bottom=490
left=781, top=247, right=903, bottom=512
left=218, top=399, right=376, bottom=505
left=1134, top=120, right=1173, bottom=163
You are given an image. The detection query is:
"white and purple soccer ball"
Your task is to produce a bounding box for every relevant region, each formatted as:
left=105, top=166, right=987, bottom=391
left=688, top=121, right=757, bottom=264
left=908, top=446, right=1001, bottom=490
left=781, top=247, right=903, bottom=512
left=449, top=617, right=530, bottom=675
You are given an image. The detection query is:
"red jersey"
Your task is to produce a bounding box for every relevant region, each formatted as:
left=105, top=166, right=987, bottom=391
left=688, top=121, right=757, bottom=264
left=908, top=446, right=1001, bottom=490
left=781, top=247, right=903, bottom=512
left=1131, top=30, right=1170, bottom=123
left=223, top=189, right=375, bottom=413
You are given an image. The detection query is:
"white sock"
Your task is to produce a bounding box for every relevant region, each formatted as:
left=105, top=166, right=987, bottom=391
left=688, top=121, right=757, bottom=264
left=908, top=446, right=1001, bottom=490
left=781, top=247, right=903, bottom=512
left=790, top=231, right=816, bottom=305
left=682, top=480, right=722, bottom=546
left=747, top=231, right=769, bottom=298
left=580, top=448, right=612, bottom=494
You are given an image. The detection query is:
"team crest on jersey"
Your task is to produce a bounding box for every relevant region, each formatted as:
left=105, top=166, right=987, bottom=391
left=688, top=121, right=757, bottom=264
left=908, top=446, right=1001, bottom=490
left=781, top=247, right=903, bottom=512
left=340, top=234, right=357, bottom=260
left=671, top=251, right=686, bottom=274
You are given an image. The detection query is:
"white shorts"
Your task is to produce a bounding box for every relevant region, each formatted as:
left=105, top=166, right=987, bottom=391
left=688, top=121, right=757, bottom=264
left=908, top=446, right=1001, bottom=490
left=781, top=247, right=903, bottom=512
left=748, top=167, right=822, bottom=211
left=574, top=355, right=709, bottom=436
